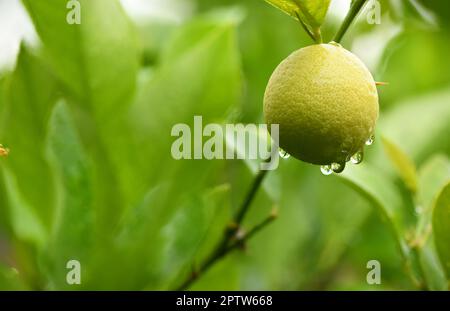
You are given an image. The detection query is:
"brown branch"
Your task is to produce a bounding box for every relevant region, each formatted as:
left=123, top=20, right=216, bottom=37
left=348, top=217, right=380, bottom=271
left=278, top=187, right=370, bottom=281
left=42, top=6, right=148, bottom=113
left=174, top=164, right=276, bottom=290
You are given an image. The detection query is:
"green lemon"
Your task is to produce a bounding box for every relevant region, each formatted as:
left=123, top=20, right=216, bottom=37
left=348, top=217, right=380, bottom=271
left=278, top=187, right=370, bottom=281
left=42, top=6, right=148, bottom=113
left=264, top=43, right=379, bottom=166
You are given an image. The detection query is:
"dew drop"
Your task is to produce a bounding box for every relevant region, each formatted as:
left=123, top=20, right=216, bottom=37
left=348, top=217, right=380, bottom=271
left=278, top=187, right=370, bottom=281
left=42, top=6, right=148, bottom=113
left=350, top=151, right=364, bottom=164
left=331, top=162, right=346, bottom=173
left=341, top=149, right=350, bottom=162
left=278, top=148, right=290, bottom=159
left=365, top=134, right=375, bottom=146
left=329, top=41, right=342, bottom=48
left=320, top=165, right=333, bottom=175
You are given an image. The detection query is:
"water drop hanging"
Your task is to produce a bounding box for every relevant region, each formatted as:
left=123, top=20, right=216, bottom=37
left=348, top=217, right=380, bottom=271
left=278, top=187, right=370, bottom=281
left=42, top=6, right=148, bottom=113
left=320, top=165, right=333, bottom=175
left=365, top=134, right=375, bottom=146
left=331, top=162, right=345, bottom=173
left=329, top=41, right=342, bottom=48
left=350, top=150, right=363, bottom=164
left=278, top=148, right=290, bottom=159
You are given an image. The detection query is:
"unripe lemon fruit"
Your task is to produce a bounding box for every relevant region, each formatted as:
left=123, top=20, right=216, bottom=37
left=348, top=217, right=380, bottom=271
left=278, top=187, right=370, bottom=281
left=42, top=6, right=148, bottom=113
left=264, top=43, right=379, bottom=166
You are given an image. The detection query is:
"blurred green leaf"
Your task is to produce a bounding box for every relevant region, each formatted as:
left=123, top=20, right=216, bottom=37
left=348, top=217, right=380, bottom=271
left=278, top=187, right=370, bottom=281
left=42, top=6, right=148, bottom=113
left=190, top=254, right=240, bottom=290
left=160, top=189, right=229, bottom=289
left=418, top=155, right=450, bottom=211
left=45, top=101, right=94, bottom=289
left=415, top=155, right=450, bottom=237
left=21, top=0, right=139, bottom=115
left=339, top=163, right=409, bottom=256
left=137, top=21, right=176, bottom=66
left=382, top=136, right=418, bottom=193
left=403, top=0, right=438, bottom=29
left=111, top=183, right=231, bottom=290
left=0, top=264, right=26, bottom=290
left=378, top=33, right=450, bottom=106
left=380, top=88, right=450, bottom=164
left=131, top=12, right=242, bottom=187
left=418, top=242, right=447, bottom=291
left=129, top=22, right=243, bottom=285
left=162, top=7, right=245, bottom=63
left=384, top=0, right=438, bottom=28
left=432, top=182, right=450, bottom=285
left=22, top=0, right=141, bottom=227
left=89, top=184, right=169, bottom=290
left=0, top=45, right=57, bottom=227
left=191, top=184, right=232, bottom=262
left=2, top=169, right=47, bottom=248
left=412, top=155, right=450, bottom=290
left=418, top=0, right=450, bottom=28
left=265, top=0, right=331, bottom=28
left=0, top=74, right=8, bottom=130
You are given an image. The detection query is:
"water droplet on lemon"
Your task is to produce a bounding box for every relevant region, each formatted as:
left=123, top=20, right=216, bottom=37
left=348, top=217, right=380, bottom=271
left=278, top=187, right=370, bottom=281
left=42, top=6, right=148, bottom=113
left=320, top=165, right=333, bottom=175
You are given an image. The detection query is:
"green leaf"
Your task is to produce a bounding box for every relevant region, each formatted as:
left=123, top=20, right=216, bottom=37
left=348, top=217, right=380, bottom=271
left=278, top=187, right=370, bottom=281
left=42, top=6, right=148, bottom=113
left=413, top=155, right=450, bottom=290
left=0, top=44, right=57, bottom=227
left=159, top=193, right=222, bottom=288
left=403, top=0, right=438, bottom=28
left=418, top=0, right=450, bottom=27
left=149, top=184, right=231, bottom=290
left=0, top=74, right=8, bottom=129
left=22, top=0, right=140, bottom=230
left=265, top=0, right=299, bottom=19
left=0, top=264, right=27, bottom=290
left=162, top=7, right=245, bottom=63
left=130, top=13, right=242, bottom=186
left=415, top=155, right=450, bottom=237
left=191, top=184, right=232, bottom=262
left=432, top=182, right=450, bottom=285
left=379, top=88, right=450, bottom=163
left=382, top=136, right=418, bottom=193
left=109, top=183, right=232, bottom=290
left=21, top=0, right=139, bottom=114
left=418, top=242, right=448, bottom=291
left=338, top=163, right=409, bottom=256
left=190, top=254, right=240, bottom=291
left=1, top=169, right=47, bottom=248
left=418, top=155, right=450, bottom=211
left=118, top=17, right=244, bottom=277
left=84, top=184, right=169, bottom=290
left=265, top=0, right=331, bottom=28
left=45, top=101, right=94, bottom=289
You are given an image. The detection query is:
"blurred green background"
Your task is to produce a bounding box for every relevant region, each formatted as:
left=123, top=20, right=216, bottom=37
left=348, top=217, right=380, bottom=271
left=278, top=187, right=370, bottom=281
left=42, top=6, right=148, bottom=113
left=0, top=0, right=449, bottom=290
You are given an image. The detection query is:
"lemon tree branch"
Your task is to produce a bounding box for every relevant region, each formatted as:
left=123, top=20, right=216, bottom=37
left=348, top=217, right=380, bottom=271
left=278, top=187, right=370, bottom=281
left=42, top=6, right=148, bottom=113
left=333, top=0, right=369, bottom=43
left=175, top=163, right=274, bottom=290
left=235, top=168, right=269, bottom=225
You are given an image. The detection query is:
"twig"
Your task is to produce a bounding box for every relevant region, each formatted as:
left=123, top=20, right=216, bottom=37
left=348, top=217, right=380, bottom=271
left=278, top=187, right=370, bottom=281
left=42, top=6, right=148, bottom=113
left=175, top=164, right=274, bottom=290
left=235, top=168, right=269, bottom=225
left=375, top=81, right=389, bottom=86
left=333, top=0, right=369, bottom=43
left=176, top=210, right=277, bottom=291
left=231, top=208, right=278, bottom=247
